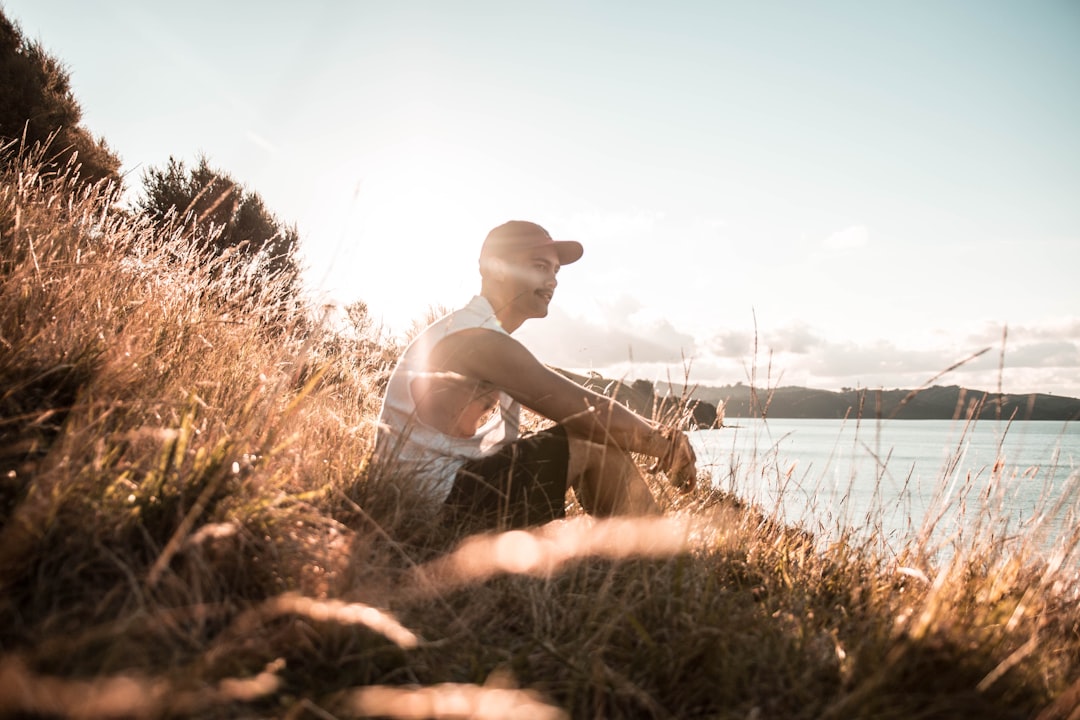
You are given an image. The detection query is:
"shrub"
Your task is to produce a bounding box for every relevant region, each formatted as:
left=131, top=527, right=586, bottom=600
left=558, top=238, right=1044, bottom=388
left=0, top=9, right=120, bottom=185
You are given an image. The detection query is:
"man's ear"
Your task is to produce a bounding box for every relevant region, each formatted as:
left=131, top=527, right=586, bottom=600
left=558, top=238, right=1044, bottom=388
left=480, top=256, right=508, bottom=282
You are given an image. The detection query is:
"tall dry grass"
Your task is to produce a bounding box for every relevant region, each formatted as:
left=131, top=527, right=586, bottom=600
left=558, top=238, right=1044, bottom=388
left=1, top=145, right=1079, bottom=719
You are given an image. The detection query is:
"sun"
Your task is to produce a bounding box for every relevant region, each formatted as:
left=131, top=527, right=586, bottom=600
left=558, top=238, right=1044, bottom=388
left=297, top=135, right=532, bottom=334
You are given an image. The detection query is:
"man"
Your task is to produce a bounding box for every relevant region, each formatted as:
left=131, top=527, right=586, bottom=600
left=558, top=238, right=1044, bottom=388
left=375, top=220, right=697, bottom=530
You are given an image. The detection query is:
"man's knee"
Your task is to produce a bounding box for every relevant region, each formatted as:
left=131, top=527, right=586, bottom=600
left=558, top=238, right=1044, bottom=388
left=567, top=436, right=657, bottom=516
left=567, top=437, right=634, bottom=479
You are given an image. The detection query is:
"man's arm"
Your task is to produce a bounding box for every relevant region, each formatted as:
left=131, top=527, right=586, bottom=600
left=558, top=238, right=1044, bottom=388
left=430, top=328, right=696, bottom=484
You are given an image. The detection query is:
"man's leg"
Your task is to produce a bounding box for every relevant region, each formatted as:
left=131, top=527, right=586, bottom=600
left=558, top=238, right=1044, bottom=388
left=567, top=437, right=660, bottom=516
left=445, top=427, right=571, bottom=531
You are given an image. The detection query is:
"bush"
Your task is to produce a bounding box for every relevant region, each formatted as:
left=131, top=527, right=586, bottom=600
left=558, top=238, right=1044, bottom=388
left=135, top=155, right=303, bottom=304
left=0, top=8, right=120, bottom=185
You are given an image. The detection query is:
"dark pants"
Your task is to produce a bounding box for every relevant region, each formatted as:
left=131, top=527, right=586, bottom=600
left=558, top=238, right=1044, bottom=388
left=443, top=425, right=571, bottom=531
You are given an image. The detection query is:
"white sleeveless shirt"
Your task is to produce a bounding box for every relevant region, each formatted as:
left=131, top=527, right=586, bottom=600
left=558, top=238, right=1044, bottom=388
left=375, top=295, right=521, bottom=501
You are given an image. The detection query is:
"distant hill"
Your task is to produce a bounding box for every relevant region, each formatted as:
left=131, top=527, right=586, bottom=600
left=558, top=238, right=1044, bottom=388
left=556, top=369, right=1080, bottom=425
left=680, top=384, right=1080, bottom=422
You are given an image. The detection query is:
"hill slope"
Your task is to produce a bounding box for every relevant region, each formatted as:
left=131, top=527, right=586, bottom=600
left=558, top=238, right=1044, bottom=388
left=560, top=370, right=1080, bottom=425
left=685, top=383, right=1080, bottom=421
left=691, top=382, right=1080, bottom=423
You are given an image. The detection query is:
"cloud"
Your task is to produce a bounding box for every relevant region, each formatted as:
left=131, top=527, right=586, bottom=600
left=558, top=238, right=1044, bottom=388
left=824, top=225, right=869, bottom=251
left=706, top=330, right=755, bottom=358
left=963, top=320, right=1080, bottom=369
left=798, top=341, right=955, bottom=380
left=764, top=323, right=823, bottom=355
left=517, top=301, right=1080, bottom=399
left=736, top=331, right=1080, bottom=396
left=704, top=324, right=823, bottom=363
left=597, top=295, right=645, bottom=323
left=1004, top=341, right=1080, bottom=369
left=246, top=131, right=279, bottom=154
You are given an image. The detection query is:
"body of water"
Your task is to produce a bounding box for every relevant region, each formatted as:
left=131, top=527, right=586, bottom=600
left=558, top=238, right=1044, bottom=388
left=690, top=418, right=1080, bottom=552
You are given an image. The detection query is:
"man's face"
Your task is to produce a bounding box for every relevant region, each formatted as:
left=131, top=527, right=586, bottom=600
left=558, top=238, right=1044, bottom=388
left=501, top=245, right=561, bottom=320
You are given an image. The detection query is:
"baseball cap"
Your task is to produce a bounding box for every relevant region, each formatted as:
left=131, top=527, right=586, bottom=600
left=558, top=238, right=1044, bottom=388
left=480, top=221, right=584, bottom=266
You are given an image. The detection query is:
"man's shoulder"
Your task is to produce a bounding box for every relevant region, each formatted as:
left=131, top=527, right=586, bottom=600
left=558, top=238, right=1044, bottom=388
left=444, top=295, right=505, bottom=333
left=432, top=326, right=525, bottom=357
left=429, top=327, right=540, bottom=378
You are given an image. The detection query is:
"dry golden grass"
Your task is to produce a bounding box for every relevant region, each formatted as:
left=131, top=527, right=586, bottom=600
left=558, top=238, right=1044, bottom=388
left=1, top=146, right=1079, bottom=719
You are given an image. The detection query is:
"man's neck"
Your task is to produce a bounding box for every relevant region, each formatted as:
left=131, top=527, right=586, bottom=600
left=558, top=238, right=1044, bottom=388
left=480, top=289, right=524, bottom=334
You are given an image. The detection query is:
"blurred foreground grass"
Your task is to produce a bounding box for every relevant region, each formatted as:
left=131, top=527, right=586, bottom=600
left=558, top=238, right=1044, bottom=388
left=1, top=147, right=1079, bottom=719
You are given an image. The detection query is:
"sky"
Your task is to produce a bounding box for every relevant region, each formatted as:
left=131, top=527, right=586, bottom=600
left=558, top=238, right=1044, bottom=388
left=5, top=1, right=1079, bottom=398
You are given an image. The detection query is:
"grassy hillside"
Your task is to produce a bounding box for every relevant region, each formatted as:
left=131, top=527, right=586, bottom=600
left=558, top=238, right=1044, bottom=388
left=2, top=149, right=1080, bottom=718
